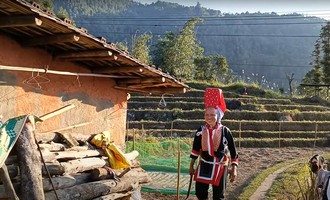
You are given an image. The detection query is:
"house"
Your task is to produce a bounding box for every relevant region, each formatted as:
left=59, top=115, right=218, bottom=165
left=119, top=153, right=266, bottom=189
left=0, top=0, right=189, bottom=147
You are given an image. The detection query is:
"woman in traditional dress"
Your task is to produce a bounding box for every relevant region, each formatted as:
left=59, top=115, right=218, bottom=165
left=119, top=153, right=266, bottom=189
left=189, top=88, right=238, bottom=200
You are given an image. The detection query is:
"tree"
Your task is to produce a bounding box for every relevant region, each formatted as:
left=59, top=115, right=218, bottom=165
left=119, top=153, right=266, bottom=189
left=34, top=0, right=54, bottom=12
left=115, top=42, right=129, bottom=52
left=153, top=32, right=176, bottom=74
left=194, top=55, right=230, bottom=83
left=153, top=18, right=204, bottom=80
left=131, top=33, right=153, bottom=65
left=320, top=22, right=330, bottom=84
left=301, top=22, right=330, bottom=97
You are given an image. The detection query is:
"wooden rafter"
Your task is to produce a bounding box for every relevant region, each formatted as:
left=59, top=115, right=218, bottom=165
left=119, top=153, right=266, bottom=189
left=117, top=77, right=165, bottom=85
left=127, top=83, right=170, bottom=89
left=55, top=50, right=113, bottom=60
left=93, top=66, right=144, bottom=74
left=0, top=15, right=42, bottom=28
left=22, top=33, right=80, bottom=46
left=114, top=86, right=187, bottom=94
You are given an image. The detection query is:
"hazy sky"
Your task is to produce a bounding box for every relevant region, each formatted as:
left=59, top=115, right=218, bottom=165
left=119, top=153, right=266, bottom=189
left=137, top=0, right=330, bottom=19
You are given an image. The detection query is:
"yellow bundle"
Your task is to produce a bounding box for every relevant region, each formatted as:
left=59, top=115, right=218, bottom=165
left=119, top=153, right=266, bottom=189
left=91, top=131, right=131, bottom=169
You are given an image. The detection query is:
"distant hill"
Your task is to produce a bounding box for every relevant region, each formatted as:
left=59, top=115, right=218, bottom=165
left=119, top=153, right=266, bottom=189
left=53, top=0, right=327, bottom=91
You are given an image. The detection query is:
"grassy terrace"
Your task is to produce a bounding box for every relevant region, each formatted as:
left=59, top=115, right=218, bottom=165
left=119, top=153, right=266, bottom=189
left=128, top=109, right=330, bottom=121
left=129, top=102, right=330, bottom=111
left=128, top=120, right=330, bottom=131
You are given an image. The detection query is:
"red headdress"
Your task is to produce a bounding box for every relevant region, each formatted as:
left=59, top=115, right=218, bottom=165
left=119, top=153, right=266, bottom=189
left=204, top=88, right=226, bottom=114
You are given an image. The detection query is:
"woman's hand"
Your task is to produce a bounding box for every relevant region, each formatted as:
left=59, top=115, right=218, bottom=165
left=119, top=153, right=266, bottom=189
left=189, top=165, right=195, bottom=175
left=229, top=165, right=237, bottom=182
left=189, top=159, right=196, bottom=175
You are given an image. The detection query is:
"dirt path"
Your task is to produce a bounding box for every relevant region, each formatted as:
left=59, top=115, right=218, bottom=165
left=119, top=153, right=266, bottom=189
left=141, top=147, right=328, bottom=200
left=248, top=162, right=301, bottom=200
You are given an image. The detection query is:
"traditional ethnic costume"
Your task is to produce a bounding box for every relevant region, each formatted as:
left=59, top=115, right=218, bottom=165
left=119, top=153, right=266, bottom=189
left=190, top=88, right=238, bottom=200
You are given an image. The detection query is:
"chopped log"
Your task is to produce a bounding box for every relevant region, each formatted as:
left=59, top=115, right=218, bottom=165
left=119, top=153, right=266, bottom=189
left=44, top=168, right=149, bottom=200
left=39, top=142, right=90, bottom=152
left=43, top=173, right=90, bottom=192
left=56, top=132, right=79, bottom=147
left=90, top=168, right=110, bottom=181
left=0, top=164, right=19, bottom=200
left=40, top=148, right=103, bottom=162
left=61, top=157, right=108, bottom=174
left=43, top=157, right=108, bottom=175
left=16, top=118, right=44, bottom=200
left=42, top=162, right=65, bottom=176
left=39, top=142, right=66, bottom=151
left=49, top=149, right=103, bottom=162
left=39, top=104, right=75, bottom=121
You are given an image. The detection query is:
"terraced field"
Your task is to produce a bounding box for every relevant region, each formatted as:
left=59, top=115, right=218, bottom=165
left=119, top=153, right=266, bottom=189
left=127, top=89, right=330, bottom=148
left=126, top=86, right=330, bottom=199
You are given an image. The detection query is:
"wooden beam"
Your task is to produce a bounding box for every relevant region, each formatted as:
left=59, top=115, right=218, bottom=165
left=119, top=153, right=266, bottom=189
left=0, top=16, right=42, bottom=28
left=39, top=104, right=75, bottom=121
left=127, top=83, right=170, bottom=89
left=117, top=77, right=165, bottom=85
left=22, top=33, right=80, bottom=46
left=56, top=50, right=113, bottom=60
left=93, top=66, right=143, bottom=74
left=114, top=86, right=187, bottom=94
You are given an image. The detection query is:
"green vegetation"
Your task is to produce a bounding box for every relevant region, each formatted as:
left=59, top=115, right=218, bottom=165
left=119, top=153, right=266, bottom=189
left=266, top=163, right=313, bottom=199
left=238, top=160, right=302, bottom=200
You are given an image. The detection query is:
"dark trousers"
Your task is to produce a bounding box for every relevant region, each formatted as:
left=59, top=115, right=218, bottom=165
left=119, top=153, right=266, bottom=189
left=195, top=167, right=227, bottom=200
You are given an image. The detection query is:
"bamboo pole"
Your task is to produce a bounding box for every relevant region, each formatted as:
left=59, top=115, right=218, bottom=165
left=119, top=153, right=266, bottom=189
left=39, top=104, right=75, bottom=121
left=133, top=129, right=136, bottom=151
left=0, top=64, right=137, bottom=78
left=278, top=122, right=281, bottom=148
left=176, top=139, right=181, bottom=200
left=171, top=121, right=174, bottom=138
left=239, top=121, right=241, bottom=148
left=314, top=123, right=318, bottom=148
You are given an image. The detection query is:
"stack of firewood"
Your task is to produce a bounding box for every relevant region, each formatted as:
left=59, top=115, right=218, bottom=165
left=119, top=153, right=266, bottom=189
left=0, top=131, right=151, bottom=200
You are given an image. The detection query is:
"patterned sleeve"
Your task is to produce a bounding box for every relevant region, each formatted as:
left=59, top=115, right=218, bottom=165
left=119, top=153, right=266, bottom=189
left=224, top=126, right=239, bottom=166
left=190, top=126, right=202, bottom=160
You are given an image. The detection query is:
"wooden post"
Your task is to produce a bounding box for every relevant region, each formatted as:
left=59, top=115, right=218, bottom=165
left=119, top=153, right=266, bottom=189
left=171, top=121, right=174, bottom=138
left=239, top=121, right=241, bottom=148
left=278, top=122, right=281, bottom=148
left=176, top=139, right=181, bottom=200
left=16, top=116, right=45, bottom=200
left=0, top=164, right=19, bottom=200
left=133, top=129, right=136, bottom=151
left=314, top=123, right=318, bottom=148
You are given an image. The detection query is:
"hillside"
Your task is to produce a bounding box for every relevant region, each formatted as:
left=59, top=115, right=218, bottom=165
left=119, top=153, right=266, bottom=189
left=53, top=0, right=327, bottom=89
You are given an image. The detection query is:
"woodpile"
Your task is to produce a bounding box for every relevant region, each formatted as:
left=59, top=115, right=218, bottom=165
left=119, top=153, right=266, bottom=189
left=1, top=133, right=151, bottom=200
left=0, top=106, right=151, bottom=200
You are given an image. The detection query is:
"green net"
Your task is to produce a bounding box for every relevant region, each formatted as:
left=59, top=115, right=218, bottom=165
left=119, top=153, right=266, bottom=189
left=126, top=137, right=196, bottom=194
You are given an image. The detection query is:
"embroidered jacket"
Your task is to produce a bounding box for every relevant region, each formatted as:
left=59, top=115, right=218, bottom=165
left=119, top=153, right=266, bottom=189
left=190, top=124, right=238, bottom=186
